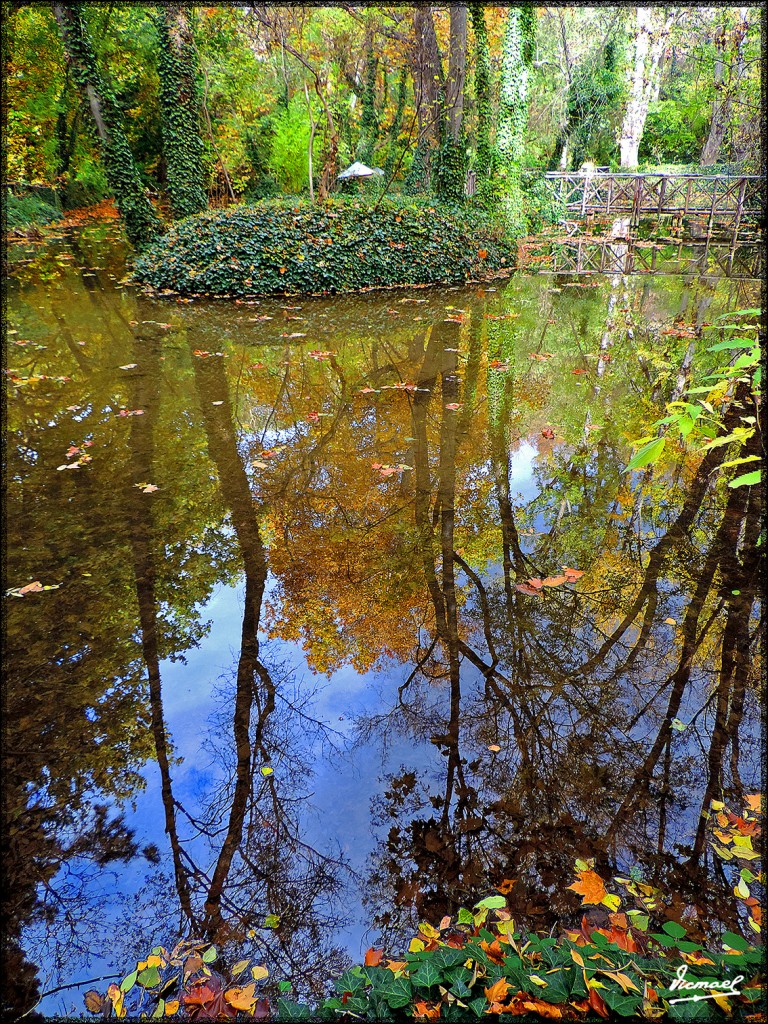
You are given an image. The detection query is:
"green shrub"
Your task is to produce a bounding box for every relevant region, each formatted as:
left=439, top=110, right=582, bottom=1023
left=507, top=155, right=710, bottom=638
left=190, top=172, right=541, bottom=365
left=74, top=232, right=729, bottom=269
left=63, top=156, right=110, bottom=209
left=5, top=192, right=61, bottom=229
left=133, top=196, right=515, bottom=297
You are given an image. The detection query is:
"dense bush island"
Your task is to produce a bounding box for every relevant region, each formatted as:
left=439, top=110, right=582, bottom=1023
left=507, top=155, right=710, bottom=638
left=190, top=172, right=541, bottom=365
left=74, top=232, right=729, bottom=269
left=133, top=197, right=516, bottom=296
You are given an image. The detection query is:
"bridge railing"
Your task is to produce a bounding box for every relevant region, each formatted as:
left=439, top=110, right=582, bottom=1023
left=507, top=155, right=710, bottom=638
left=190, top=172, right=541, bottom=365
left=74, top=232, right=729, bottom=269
left=541, top=172, right=764, bottom=219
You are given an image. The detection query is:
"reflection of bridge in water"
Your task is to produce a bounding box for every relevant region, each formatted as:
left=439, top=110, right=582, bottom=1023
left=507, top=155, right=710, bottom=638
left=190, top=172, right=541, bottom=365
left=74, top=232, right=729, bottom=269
left=522, top=172, right=764, bottom=279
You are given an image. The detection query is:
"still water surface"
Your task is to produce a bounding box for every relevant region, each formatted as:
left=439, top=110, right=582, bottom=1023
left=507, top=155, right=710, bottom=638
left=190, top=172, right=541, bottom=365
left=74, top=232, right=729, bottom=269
left=4, top=223, right=762, bottom=1017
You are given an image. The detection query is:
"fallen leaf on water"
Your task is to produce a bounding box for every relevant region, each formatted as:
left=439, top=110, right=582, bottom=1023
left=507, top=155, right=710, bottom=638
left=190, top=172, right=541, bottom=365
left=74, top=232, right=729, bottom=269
left=308, top=349, right=331, bottom=359
left=745, top=794, right=763, bottom=814
left=283, top=332, right=307, bottom=338
left=224, top=983, right=256, bottom=1012
left=488, top=359, right=509, bottom=370
left=665, top=617, right=677, bottom=625
left=568, top=869, right=608, bottom=905
left=7, top=581, right=61, bottom=598
left=487, top=744, right=502, bottom=753
left=118, top=409, right=145, bottom=417
left=136, top=483, right=159, bottom=493
left=193, top=350, right=211, bottom=358
left=563, top=567, right=584, bottom=580
left=445, top=403, right=463, bottom=411
left=251, top=966, right=269, bottom=982
left=541, top=427, right=555, bottom=439
left=359, top=386, right=379, bottom=394
left=541, top=574, right=569, bottom=587
left=260, top=766, right=274, bottom=777
left=84, top=991, right=106, bottom=1014
left=306, top=411, right=320, bottom=423
left=119, top=363, right=137, bottom=370
left=212, top=401, right=224, bottom=406
left=515, top=583, right=541, bottom=596
left=231, top=960, right=250, bottom=977
left=252, top=461, right=268, bottom=469
left=572, top=368, right=588, bottom=375
left=496, top=878, right=516, bottom=894
left=526, top=578, right=544, bottom=590
left=364, top=948, right=383, bottom=967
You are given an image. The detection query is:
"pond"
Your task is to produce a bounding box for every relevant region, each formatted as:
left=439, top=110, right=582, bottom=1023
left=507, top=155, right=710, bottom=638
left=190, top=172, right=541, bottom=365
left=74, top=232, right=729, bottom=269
left=4, top=223, right=762, bottom=1018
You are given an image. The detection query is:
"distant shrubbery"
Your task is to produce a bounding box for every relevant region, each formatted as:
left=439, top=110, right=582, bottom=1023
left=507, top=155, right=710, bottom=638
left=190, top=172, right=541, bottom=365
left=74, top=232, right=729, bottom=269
left=134, top=196, right=515, bottom=296
left=5, top=192, right=61, bottom=229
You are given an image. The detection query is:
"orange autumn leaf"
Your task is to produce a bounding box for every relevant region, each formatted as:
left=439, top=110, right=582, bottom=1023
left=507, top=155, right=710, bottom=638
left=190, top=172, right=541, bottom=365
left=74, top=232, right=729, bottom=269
left=745, top=793, right=763, bottom=814
left=386, top=961, right=408, bottom=973
left=496, top=878, right=517, bottom=895
left=480, top=939, right=507, bottom=964
left=522, top=999, right=563, bottom=1019
left=541, top=574, right=569, bottom=587
left=364, top=948, right=383, bottom=967
left=484, top=978, right=511, bottom=1004
left=588, top=987, right=610, bottom=1018
left=567, top=869, right=608, bottom=905
left=414, top=999, right=441, bottom=1020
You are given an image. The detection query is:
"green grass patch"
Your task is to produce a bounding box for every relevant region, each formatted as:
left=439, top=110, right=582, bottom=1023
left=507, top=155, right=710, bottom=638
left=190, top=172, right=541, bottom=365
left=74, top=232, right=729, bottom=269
left=133, top=196, right=515, bottom=296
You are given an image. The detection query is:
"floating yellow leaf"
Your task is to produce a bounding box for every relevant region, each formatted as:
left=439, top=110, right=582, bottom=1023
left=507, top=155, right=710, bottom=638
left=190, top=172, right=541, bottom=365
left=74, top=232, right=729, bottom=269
left=225, top=983, right=256, bottom=1012
left=165, top=1001, right=180, bottom=1016
left=251, top=966, right=269, bottom=981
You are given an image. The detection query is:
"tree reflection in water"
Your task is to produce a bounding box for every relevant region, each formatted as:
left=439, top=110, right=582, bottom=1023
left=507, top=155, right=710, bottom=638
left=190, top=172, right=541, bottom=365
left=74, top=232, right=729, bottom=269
left=3, top=237, right=761, bottom=1016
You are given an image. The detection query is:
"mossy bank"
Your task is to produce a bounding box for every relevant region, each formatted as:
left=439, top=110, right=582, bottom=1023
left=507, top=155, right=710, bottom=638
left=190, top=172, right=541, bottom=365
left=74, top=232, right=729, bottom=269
left=133, top=197, right=516, bottom=297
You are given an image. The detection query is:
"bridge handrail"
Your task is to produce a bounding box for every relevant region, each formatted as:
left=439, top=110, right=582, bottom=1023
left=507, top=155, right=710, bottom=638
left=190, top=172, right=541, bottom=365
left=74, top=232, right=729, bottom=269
left=543, top=172, right=765, bottom=181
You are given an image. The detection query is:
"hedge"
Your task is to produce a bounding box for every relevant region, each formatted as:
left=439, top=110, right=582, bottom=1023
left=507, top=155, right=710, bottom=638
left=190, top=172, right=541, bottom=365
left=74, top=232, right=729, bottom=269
left=133, top=196, right=515, bottom=297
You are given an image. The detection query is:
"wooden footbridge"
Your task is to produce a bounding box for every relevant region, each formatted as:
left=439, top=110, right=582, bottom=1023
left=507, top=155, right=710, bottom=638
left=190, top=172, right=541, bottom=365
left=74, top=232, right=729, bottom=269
left=541, top=171, right=763, bottom=227
left=521, top=172, right=764, bottom=279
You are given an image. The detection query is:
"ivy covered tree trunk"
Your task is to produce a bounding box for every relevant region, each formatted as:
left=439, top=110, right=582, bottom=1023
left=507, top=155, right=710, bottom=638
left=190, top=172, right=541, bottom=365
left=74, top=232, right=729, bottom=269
left=435, top=3, right=468, bottom=203
left=700, top=10, right=749, bottom=167
left=619, top=7, right=676, bottom=169
left=383, top=66, right=407, bottom=179
left=355, top=39, right=380, bottom=167
left=52, top=3, right=161, bottom=247
left=469, top=3, right=493, bottom=181
left=156, top=4, right=208, bottom=220
left=496, top=4, right=534, bottom=234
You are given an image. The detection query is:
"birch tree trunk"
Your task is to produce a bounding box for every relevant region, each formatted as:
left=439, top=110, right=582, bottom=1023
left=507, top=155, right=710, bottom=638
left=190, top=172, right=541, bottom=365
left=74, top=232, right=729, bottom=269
left=619, top=7, right=676, bottom=169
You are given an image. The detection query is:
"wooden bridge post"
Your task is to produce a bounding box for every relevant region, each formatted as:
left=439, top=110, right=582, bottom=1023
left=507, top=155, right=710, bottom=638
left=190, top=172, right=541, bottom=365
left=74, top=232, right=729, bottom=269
left=728, top=178, right=749, bottom=275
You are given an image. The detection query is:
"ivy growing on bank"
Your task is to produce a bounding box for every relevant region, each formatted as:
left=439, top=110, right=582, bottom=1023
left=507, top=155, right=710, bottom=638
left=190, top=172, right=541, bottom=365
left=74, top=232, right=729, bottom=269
left=133, top=197, right=514, bottom=297
left=155, top=4, right=209, bottom=221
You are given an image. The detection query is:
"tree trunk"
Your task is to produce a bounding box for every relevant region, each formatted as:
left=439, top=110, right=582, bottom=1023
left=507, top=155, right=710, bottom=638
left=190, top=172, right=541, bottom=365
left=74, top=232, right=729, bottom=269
left=157, top=4, right=208, bottom=219
left=619, top=7, right=676, bottom=169
left=53, top=3, right=161, bottom=247
left=496, top=5, right=534, bottom=232
left=303, top=80, right=315, bottom=201
left=409, top=5, right=444, bottom=185
left=469, top=3, right=492, bottom=180
left=435, top=4, right=468, bottom=201
left=700, top=10, right=749, bottom=167
left=446, top=4, right=467, bottom=141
